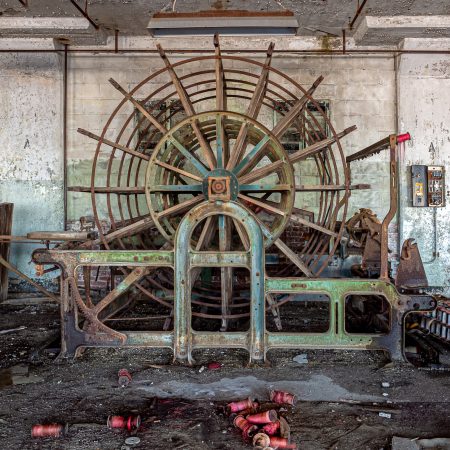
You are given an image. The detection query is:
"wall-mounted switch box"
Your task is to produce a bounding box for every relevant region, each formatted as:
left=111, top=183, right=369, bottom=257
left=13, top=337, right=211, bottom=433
left=410, top=165, right=445, bottom=207
left=427, top=165, right=445, bottom=207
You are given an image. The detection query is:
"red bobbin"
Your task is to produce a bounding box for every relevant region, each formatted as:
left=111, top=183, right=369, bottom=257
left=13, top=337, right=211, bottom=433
left=227, top=397, right=254, bottom=413
left=263, top=420, right=280, bottom=435
left=31, top=424, right=66, bottom=438
left=247, top=409, right=278, bottom=424
left=269, top=436, right=297, bottom=449
left=107, top=415, right=141, bottom=431
left=270, top=390, right=296, bottom=406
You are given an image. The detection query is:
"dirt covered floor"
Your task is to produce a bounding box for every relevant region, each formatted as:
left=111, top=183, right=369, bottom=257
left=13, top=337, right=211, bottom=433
left=0, top=299, right=449, bottom=450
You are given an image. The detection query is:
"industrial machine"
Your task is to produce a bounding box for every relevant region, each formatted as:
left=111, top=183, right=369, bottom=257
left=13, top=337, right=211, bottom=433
left=30, top=37, right=437, bottom=364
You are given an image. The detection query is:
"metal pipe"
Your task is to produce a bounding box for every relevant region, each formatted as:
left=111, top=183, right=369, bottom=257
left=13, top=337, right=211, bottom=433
left=69, top=0, right=99, bottom=30
left=63, top=44, right=68, bottom=230
left=423, top=208, right=438, bottom=264
left=0, top=48, right=449, bottom=55
left=342, top=29, right=346, bottom=55
left=349, top=0, right=368, bottom=29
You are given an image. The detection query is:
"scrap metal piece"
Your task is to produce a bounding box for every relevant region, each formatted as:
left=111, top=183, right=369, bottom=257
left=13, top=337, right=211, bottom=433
left=396, top=239, right=428, bottom=289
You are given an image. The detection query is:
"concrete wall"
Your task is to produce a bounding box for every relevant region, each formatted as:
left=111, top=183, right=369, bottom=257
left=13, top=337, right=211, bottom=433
left=0, top=40, right=64, bottom=280
left=397, top=39, right=450, bottom=293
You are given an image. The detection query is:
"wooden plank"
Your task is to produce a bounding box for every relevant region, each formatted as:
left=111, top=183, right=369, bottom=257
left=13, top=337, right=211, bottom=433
left=0, top=203, right=13, bottom=302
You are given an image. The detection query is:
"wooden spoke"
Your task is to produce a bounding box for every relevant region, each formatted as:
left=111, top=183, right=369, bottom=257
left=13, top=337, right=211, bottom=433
left=154, top=160, right=203, bottom=182
left=157, top=44, right=217, bottom=169
left=214, top=34, right=226, bottom=111
left=148, top=184, right=202, bottom=193
left=290, top=214, right=338, bottom=238
left=69, top=186, right=145, bottom=194
left=168, top=137, right=209, bottom=176
left=109, top=78, right=167, bottom=134
left=289, top=126, right=357, bottom=164
left=274, top=238, right=314, bottom=277
left=214, top=35, right=229, bottom=165
left=238, top=193, right=286, bottom=216
left=240, top=184, right=291, bottom=193
left=226, top=42, right=274, bottom=171
left=234, top=76, right=324, bottom=177
left=238, top=160, right=284, bottom=185
left=93, top=267, right=149, bottom=316
left=216, top=115, right=224, bottom=169
left=296, top=183, right=370, bottom=191
left=219, top=214, right=233, bottom=331
left=232, top=135, right=270, bottom=175
left=101, top=216, right=154, bottom=244
left=78, top=128, right=150, bottom=161
left=238, top=126, right=357, bottom=185
left=156, top=194, right=205, bottom=220
left=272, top=76, right=323, bottom=138
left=195, top=216, right=215, bottom=251
left=233, top=218, right=250, bottom=250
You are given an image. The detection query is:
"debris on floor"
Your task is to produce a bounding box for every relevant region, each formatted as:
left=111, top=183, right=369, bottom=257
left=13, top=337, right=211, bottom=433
left=392, top=436, right=450, bottom=449
left=118, top=368, right=132, bottom=387
left=225, top=390, right=297, bottom=449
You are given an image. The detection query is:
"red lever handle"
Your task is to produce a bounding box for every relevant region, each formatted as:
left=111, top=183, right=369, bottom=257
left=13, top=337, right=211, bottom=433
left=397, top=132, right=411, bottom=143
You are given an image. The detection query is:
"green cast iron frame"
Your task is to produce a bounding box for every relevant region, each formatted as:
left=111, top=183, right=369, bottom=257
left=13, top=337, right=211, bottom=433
left=32, top=202, right=436, bottom=363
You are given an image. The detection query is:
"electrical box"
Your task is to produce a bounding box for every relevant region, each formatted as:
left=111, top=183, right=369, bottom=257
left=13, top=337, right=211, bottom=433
left=410, top=165, right=445, bottom=207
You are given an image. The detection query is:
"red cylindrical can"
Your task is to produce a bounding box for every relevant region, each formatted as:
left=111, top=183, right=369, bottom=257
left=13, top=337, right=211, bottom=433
left=107, top=415, right=140, bottom=431
left=269, top=436, right=297, bottom=449
left=270, top=390, right=296, bottom=406
left=263, top=420, right=280, bottom=435
left=107, top=415, right=126, bottom=429
left=31, top=424, right=65, bottom=438
left=247, top=409, right=278, bottom=424
left=227, top=397, right=254, bottom=413
left=126, top=415, right=141, bottom=431
left=118, top=368, right=132, bottom=387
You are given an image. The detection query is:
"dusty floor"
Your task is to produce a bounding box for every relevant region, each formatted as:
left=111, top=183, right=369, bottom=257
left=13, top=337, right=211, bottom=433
left=0, top=299, right=449, bottom=450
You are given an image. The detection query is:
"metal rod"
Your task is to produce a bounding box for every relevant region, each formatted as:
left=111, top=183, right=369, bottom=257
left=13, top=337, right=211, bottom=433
left=63, top=44, right=68, bottom=230
left=115, top=29, right=119, bottom=53
left=0, top=48, right=449, bottom=55
left=69, top=0, right=100, bottom=30
left=342, top=29, right=346, bottom=54
left=349, top=0, right=368, bottom=29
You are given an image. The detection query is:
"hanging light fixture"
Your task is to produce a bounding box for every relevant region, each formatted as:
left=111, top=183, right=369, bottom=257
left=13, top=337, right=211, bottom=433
left=147, top=10, right=298, bottom=36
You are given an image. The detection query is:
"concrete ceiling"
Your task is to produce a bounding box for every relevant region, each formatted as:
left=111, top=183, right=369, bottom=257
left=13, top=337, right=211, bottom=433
left=0, top=0, right=449, bottom=45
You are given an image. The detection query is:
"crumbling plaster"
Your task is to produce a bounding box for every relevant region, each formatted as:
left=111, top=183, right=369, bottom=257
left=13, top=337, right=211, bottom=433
left=0, top=41, right=64, bottom=279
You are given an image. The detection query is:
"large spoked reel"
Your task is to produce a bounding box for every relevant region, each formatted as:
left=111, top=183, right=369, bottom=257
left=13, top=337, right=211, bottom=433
left=75, top=36, right=354, bottom=331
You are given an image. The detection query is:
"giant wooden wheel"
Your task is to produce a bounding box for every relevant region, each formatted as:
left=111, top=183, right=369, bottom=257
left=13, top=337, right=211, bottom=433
left=74, top=36, right=355, bottom=330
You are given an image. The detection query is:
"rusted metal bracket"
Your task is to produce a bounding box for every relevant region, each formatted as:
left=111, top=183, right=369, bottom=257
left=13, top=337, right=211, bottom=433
left=69, top=0, right=100, bottom=30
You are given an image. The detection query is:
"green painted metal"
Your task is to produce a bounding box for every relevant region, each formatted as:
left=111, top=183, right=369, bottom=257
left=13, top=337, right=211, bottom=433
left=232, top=134, right=270, bottom=175
left=148, top=184, right=203, bottom=193
left=173, top=200, right=265, bottom=363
